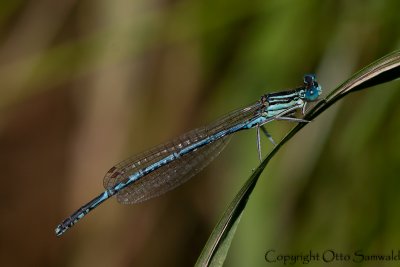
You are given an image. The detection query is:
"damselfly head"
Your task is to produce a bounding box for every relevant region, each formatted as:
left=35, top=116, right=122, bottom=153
left=302, top=74, right=322, bottom=101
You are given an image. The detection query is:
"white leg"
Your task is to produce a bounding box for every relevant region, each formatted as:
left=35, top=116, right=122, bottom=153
left=256, top=124, right=262, bottom=162
left=302, top=102, right=307, bottom=115
left=275, top=116, right=310, bottom=123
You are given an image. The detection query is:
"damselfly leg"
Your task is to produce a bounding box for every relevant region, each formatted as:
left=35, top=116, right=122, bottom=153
left=255, top=101, right=311, bottom=161
left=260, top=125, right=276, bottom=146
left=256, top=124, right=262, bottom=162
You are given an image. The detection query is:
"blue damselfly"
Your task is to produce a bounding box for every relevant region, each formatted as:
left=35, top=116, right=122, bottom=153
left=55, top=74, right=322, bottom=236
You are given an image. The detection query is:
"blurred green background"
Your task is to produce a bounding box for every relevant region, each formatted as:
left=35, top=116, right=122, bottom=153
left=1, top=0, right=400, bottom=266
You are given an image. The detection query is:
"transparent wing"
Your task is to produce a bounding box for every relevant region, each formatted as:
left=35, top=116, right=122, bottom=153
left=103, top=101, right=262, bottom=204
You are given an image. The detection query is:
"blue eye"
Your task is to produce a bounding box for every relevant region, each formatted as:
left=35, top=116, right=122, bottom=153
left=304, top=86, right=321, bottom=101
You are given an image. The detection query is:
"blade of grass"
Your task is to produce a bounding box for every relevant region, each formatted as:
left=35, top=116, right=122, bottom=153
left=196, top=50, right=400, bottom=267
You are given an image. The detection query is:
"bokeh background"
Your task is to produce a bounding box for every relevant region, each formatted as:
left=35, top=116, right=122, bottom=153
left=1, top=0, right=400, bottom=266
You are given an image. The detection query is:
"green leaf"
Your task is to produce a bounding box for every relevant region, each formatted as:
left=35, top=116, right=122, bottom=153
left=195, top=49, right=400, bottom=267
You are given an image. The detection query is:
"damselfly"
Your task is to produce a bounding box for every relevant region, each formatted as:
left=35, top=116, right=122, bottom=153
left=55, top=74, right=322, bottom=236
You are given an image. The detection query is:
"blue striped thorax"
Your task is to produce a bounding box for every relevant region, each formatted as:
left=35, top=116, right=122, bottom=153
left=266, top=74, right=321, bottom=104
left=261, top=74, right=322, bottom=117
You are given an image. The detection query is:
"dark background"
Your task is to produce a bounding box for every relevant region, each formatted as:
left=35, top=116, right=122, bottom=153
left=1, top=1, right=400, bottom=266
